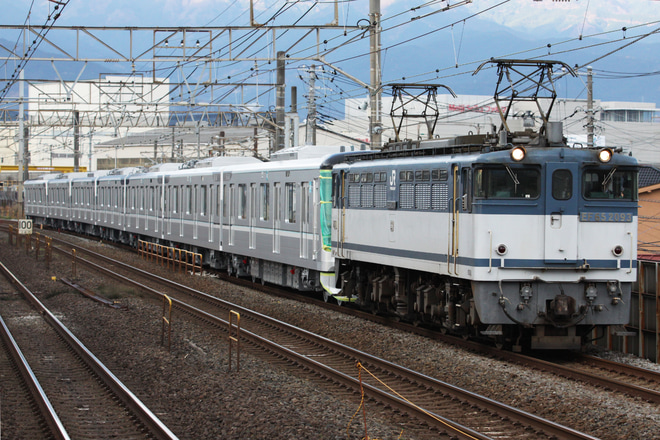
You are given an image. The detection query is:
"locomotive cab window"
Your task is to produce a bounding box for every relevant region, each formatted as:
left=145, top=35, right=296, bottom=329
left=552, top=169, right=572, bottom=200
left=583, top=167, right=637, bottom=201
left=474, top=166, right=540, bottom=199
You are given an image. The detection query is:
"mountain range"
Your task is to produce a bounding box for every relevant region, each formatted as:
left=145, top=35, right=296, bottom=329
left=2, top=18, right=659, bottom=107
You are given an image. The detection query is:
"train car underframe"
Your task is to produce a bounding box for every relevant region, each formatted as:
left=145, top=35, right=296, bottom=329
left=335, top=260, right=626, bottom=351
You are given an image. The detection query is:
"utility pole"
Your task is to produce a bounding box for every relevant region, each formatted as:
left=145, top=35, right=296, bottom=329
left=285, top=86, right=300, bottom=149
left=587, top=66, right=594, bottom=149
left=73, top=110, right=80, bottom=171
left=17, top=69, right=25, bottom=217
left=305, top=66, right=317, bottom=146
left=275, top=51, right=286, bottom=152
left=369, top=0, right=382, bottom=149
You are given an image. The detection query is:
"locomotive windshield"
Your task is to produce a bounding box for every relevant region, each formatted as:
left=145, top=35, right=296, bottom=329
left=474, top=166, right=540, bottom=199
left=582, top=167, right=637, bottom=201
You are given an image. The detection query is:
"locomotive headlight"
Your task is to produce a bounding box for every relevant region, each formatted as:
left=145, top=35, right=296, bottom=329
left=612, top=245, right=624, bottom=257
left=598, top=148, right=613, bottom=163
left=510, top=146, right=526, bottom=162
left=496, top=244, right=508, bottom=256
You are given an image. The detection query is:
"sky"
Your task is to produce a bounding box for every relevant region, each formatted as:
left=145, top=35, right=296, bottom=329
left=3, top=0, right=660, bottom=107
left=5, top=0, right=660, bottom=34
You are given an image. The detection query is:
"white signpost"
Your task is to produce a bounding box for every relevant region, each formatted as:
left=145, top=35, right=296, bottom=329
left=18, top=219, right=33, bottom=235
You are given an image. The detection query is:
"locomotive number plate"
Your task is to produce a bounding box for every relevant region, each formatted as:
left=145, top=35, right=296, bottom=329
left=579, top=212, right=633, bottom=222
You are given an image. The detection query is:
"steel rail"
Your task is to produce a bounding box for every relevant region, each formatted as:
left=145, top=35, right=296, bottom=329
left=0, top=259, right=179, bottom=440
left=577, top=353, right=660, bottom=384
left=0, top=309, right=70, bottom=440
left=44, top=237, right=597, bottom=440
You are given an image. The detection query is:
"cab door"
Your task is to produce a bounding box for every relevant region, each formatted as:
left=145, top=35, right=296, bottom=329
left=544, top=163, right=579, bottom=263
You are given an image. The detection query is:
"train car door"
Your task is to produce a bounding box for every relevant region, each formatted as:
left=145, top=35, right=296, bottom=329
left=273, top=182, right=281, bottom=253
left=449, top=165, right=460, bottom=274
left=216, top=180, right=223, bottom=250
left=157, top=176, right=165, bottom=235
left=300, top=180, right=310, bottom=259
left=228, top=184, right=235, bottom=246
left=192, top=184, right=199, bottom=240
left=544, top=163, right=578, bottom=263
left=249, top=183, right=257, bottom=249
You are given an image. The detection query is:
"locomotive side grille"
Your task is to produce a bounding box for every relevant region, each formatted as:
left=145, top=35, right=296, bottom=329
left=432, top=183, right=449, bottom=210
left=361, top=185, right=374, bottom=207
left=348, top=185, right=361, bottom=207
left=399, top=184, right=414, bottom=209
left=374, top=184, right=387, bottom=208
left=415, top=184, right=431, bottom=210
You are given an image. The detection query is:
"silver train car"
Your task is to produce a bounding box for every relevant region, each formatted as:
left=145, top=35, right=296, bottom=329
left=327, top=134, right=638, bottom=350
left=24, top=146, right=357, bottom=293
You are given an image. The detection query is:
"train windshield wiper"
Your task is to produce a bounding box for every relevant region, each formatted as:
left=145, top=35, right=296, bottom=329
left=602, top=167, right=617, bottom=192
left=505, top=165, right=519, bottom=193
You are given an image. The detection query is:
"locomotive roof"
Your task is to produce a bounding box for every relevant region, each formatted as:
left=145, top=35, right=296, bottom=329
left=329, top=145, right=638, bottom=170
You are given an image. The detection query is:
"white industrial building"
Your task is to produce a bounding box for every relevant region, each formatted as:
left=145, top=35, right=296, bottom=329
left=2, top=76, right=660, bottom=174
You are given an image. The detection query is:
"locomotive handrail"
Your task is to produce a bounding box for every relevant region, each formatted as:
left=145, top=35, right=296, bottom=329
left=488, top=230, right=492, bottom=273
left=627, top=231, right=633, bottom=274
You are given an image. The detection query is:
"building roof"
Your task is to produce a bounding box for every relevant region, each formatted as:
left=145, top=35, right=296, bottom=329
left=639, top=165, right=660, bottom=189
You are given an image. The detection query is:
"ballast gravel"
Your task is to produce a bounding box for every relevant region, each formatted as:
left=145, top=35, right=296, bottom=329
left=1, top=232, right=659, bottom=440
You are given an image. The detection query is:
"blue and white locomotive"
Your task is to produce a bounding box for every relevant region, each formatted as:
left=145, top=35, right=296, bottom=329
left=23, top=60, right=638, bottom=350
left=327, top=134, right=637, bottom=349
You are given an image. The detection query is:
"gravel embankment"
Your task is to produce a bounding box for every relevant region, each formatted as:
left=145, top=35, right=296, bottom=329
left=1, top=232, right=659, bottom=439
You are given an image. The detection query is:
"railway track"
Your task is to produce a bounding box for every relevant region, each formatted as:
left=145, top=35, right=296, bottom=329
left=34, top=232, right=601, bottom=440
left=0, top=274, right=56, bottom=439
left=0, top=260, right=178, bottom=440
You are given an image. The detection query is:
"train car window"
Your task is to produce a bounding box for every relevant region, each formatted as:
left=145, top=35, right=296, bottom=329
left=374, top=172, right=386, bottom=183
left=223, top=185, right=229, bottom=219
left=462, top=168, right=472, bottom=212
left=152, top=187, right=157, bottom=212
left=400, top=170, right=414, bottom=182
left=583, top=167, right=637, bottom=201
left=172, top=187, right=179, bottom=214
left=285, top=182, right=297, bottom=223
left=432, top=169, right=448, bottom=181
left=186, top=185, right=193, bottom=214
left=552, top=170, right=572, bottom=200
left=274, top=183, right=281, bottom=222
left=474, top=166, right=540, bottom=199
left=332, top=174, right=342, bottom=208
left=260, top=183, right=269, bottom=220
left=200, top=185, right=208, bottom=216
left=415, top=170, right=430, bottom=181
left=238, top=184, right=247, bottom=219
left=361, top=172, right=373, bottom=183
left=301, top=181, right=310, bottom=225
